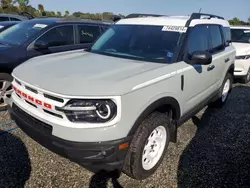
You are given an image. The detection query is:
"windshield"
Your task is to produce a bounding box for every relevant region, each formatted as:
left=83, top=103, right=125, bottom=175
left=0, top=21, right=50, bottom=45
left=90, top=25, right=181, bottom=63
left=231, top=28, right=250, bottom=43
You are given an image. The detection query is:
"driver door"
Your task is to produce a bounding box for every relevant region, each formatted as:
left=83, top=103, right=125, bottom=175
left=181, top=24, right=217, bottom=114
left=26, top=25, right=79, bottom=59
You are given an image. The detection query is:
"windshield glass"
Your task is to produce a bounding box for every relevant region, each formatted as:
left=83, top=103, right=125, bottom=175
left=0, top=21, right=50, bottom=45
left=90, top=25, right=181, bottom=63
left=231, top=28, right=250, bottom=43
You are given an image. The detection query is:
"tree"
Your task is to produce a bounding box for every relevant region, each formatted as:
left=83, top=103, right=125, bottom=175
left=38, top=4, right=44, bottom=13
left=56, top=11, right=61, bottom=17
left=72, top=11, right=82, bottom=17
left=229, top=17, right=241, bottom=25
left=15, top=0, right=29, bottom=11
left=1, top=0, right=14, bottom=9
left=248, top=17, right=250, bottom=24
left=64, top=10, right=70, bottom=17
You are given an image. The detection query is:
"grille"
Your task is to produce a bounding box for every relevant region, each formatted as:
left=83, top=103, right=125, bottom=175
left=43, top=109, right=63, bottom=119
left=15, top=79, right=22, bottom=86
left=14, top=79, right=65, bottom=119
left=44, top=94, right=64, bottom=103
left=25, top=85, right=38, bottom=94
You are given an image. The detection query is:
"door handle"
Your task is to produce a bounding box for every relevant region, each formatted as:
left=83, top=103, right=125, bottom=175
left=207, top=65, right=215, bottom=71
left=225, top=58, right=230, bottom=63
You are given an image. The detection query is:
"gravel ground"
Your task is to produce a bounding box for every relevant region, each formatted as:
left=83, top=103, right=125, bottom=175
left=1, top=81, right=250, bottom=188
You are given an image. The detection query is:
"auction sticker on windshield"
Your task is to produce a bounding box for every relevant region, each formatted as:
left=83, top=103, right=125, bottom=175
left=162, top=25, right=187, bottom=33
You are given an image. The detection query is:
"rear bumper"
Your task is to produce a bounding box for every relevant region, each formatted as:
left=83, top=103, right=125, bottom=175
left=8, top=103, right=131, bottom=172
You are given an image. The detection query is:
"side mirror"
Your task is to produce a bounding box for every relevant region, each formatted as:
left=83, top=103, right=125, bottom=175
left=34, top=40, right=48, bottom=49
left=190, top=51, right=212, bottom=65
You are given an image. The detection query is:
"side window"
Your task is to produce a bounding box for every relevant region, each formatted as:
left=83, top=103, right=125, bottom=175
left=187, top=25, right=209, bottom=57
left=209, top=25, right=224, bottom=53
left=222, top=27, right=231, bottom=46
left=0, top=17, right=9, bottom=21
left=10, top=17, right=21, bottom=21
left=38, top=25, right=74, bottom=47
left=77, top=25, right=101, bottom=43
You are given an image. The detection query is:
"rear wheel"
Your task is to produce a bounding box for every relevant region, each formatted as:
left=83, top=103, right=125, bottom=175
left=209, top=73, right=232, bottom=108
left=0, top=73, right=13, bottom=111
left=122, top=111, right=171, bottom=180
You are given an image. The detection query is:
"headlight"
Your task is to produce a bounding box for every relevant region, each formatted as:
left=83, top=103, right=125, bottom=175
left=57, top=99, right=117, bottom=123
left=236, top=54, right=250, bottom=60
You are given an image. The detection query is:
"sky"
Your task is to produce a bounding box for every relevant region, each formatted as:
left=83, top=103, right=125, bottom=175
left=30, top=0, right=250, bottom=21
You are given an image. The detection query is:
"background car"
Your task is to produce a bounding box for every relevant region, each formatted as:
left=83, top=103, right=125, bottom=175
left=0, top=21, right=20, bottom=33
left=0, top=13, right=29, bottom=21
left=231, top=26, right=250, bottom=83
left=0, top=17, right=112, bottom=111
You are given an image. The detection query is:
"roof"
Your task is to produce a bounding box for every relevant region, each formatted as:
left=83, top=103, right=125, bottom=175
left=116, top=14, right=229, bottom=27
left=116, top=16, right=189, bottom=26
left=0, top=21, right=20, bottom=26
left=0, top=13, right=29, bottom=20
left=230, top=25, right=250, bottom=29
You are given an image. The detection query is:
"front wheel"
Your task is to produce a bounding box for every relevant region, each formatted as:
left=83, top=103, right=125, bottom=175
left=242, top=68, right=250, bottom=84
left=0, top=73, right=13, bottom=111
left=122, top=111, right=171, bottom=180
left=209, top=73, right=233, bottom=108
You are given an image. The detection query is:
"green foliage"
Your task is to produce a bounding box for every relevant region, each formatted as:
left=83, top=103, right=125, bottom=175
left=229, top=17, right=250, bottom=26
left=0, top=1, right=125, bottom=20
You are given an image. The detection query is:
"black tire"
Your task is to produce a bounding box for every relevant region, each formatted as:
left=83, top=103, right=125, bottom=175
left=242, top=69, right=250, bottom=84
left=122, top=111, right=171, bottom=180
left=209, top=73, right=233, bottom=108
left=0, top=73, right=13, bottom=112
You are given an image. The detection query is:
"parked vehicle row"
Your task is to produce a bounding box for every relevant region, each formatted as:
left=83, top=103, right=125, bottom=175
left=6, top=12, right=237, bottom=180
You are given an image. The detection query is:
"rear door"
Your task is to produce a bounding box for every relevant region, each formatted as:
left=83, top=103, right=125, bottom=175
left=26, top=24, right=80, bottom=59
left=75, top=24, right=103, bottom=49
left=210, top=25, right=235, bottom=89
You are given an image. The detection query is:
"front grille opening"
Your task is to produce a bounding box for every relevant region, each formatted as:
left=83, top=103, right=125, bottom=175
left=15, top=79, right=22, bottom=86
left=44, top=94, right=64, bottom=103
left=43, top=109, right=63, bottom=119
left=25, top=100, right=37, bottom=108
left=16, top=93, right=21, bottom=98
left=12, top=103, right=53, bottom=135
left=25, top=86, right=38, bottom=94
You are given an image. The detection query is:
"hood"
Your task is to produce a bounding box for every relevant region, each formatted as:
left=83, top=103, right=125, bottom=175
left=13, top=51, right=167, bottom=96
left=232, top=42, right=250, bottom=56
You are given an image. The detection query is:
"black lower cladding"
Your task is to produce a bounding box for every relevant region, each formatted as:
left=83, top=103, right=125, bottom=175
left=8, top=103, right=131, bottom=172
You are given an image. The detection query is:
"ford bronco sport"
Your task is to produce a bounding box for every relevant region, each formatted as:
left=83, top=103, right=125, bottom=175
left=8, top=13, right=235, bottom=180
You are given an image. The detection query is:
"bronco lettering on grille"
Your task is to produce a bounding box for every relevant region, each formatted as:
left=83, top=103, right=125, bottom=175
left=13, top=86, right=52, bottom=109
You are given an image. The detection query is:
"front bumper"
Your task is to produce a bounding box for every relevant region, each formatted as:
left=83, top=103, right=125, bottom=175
left=234, top=59, right=250, bottom=77
left=8, top=103, right=131, bottom=172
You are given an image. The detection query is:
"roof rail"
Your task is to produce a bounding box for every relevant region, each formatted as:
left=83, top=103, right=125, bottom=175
left=190, top=12, right=224, bottom=20
left=125, top=13, right=166, bottom=19
left=19, top=11, right=34, bottom=20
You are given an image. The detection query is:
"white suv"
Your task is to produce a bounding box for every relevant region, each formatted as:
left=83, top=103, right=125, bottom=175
left=9, top=13, right=235, bottom=180
left=231, top=26, right=250, bottom=83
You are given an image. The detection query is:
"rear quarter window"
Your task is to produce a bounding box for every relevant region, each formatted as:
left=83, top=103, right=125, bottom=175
left=77, top=25, right=102, bottom=44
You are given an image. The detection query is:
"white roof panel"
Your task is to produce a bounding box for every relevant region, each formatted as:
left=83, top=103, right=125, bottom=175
left=116, top=16, right=189, bottom=26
